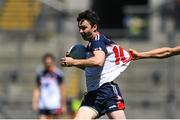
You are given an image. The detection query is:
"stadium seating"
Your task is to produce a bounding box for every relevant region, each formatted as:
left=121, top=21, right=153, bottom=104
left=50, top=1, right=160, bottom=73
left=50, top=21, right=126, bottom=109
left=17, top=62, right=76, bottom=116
left=0, top=0, right=40, bottom=30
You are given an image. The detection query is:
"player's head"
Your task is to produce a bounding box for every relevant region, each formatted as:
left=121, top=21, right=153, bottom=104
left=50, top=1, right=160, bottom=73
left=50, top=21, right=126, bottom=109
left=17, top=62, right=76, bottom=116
left=42, top=53, right=56, bottom=70
left=77, top=10, right=100, bottom=41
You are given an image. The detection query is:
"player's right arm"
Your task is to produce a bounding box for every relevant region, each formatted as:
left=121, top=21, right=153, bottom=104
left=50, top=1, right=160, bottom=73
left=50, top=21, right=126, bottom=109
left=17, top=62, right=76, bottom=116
left=32, top=75, right=41, bottom=112
left=66, top=52, right=85, bottom=70
left=61, top=41, right=107, bottom=68
left=61, top=50, right=105, bottom=67
left=130, top=46, right=180, bottom=60
left=32, top=86, right=40, bottom=111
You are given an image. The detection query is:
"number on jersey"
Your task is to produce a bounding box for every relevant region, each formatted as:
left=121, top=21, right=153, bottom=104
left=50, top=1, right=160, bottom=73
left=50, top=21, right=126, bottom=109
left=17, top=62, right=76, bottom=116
left=113, top=46, right=133, bottom=65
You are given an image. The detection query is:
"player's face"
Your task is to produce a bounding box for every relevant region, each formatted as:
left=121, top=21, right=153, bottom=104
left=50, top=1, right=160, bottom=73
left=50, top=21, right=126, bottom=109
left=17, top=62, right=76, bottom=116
left=43, top=57, right=54, bottom=69
left=78, top=20, right=97, bottom=41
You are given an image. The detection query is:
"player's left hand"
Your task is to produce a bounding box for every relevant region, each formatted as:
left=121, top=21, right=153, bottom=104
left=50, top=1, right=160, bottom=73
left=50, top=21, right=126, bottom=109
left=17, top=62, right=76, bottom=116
left=60, top=57, right=74, bottom=67
left=61, top=105, right=67, bottom=113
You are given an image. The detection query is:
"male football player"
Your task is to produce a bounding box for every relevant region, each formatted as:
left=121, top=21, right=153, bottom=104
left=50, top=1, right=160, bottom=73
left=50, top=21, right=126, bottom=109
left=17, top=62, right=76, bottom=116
left=61, top=10, right=133, bottom=119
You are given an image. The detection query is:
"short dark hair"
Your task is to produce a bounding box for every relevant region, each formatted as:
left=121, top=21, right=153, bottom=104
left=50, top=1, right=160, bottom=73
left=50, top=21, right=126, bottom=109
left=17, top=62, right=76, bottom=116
left=42, top=53, right=55, bottom=62
left=77, top=10, right=100, bottom=27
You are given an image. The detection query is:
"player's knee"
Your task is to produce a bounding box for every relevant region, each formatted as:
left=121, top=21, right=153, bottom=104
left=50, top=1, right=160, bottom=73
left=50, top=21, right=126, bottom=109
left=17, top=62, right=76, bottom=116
left=107, top=110, right=126, bottom=119
left=74, top=107, right=98, bottom=119
left=74, top=113, right=94, bottom=119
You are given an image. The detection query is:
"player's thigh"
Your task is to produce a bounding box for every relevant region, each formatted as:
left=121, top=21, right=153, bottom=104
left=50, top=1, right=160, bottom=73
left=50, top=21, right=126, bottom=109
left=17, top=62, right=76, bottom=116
left=74, top=106, right=98, bottom=119
left=107, top=110, right=126, bottom=119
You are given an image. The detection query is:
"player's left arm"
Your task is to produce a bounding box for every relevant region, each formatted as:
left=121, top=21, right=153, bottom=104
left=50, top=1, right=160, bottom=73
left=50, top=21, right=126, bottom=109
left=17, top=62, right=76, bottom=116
left=61, top=50, right=105, bottom=67
left=58, top=77, right=67, bottom=113
left=60, top=83, right=67, bottom=113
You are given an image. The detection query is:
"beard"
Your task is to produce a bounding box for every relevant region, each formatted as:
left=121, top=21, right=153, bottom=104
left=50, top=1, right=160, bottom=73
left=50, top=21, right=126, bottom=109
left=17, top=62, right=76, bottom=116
left=81, top=32, right=93, bottom=41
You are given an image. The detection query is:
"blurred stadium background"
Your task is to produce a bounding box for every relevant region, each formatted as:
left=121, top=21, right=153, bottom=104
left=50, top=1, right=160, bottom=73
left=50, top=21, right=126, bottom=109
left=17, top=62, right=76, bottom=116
left=0, top=0, right=180, bottom=119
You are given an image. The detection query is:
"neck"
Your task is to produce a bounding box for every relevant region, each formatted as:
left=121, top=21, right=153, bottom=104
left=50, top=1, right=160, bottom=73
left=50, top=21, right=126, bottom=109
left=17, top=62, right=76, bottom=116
left=92, top=32, right=100, bottom=40
left=47, top=66, right=55, bottom=72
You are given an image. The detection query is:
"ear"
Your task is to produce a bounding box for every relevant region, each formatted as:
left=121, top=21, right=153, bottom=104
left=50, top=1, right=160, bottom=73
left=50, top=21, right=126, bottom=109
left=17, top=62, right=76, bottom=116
left=92, top=24, right=98, bottom=32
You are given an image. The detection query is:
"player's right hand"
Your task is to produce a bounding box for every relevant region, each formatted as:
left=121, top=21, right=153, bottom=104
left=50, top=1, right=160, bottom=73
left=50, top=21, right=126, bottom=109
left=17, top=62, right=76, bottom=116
left=66, top=52, right=70, bottom=57
left=60, top=57, right=73, bottom=67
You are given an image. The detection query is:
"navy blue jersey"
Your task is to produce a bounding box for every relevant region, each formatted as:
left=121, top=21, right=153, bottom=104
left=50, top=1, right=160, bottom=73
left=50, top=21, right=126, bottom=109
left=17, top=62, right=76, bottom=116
left=85, top=33, right=133, bottom=91
left=36, top=68, right=63, bottom=87
left=86, top=34, right=114, bottom=55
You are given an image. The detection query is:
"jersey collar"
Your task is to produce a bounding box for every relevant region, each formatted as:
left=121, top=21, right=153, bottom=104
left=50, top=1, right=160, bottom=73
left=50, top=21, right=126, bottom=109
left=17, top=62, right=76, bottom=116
left=94, top=32, right=100, bottom=41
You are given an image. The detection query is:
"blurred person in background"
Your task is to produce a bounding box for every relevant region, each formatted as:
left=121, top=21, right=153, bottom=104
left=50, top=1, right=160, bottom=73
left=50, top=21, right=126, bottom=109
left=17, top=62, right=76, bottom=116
left=130, top=45, right=180, bottom=60
left=32, top=53, right=66, bottom=119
